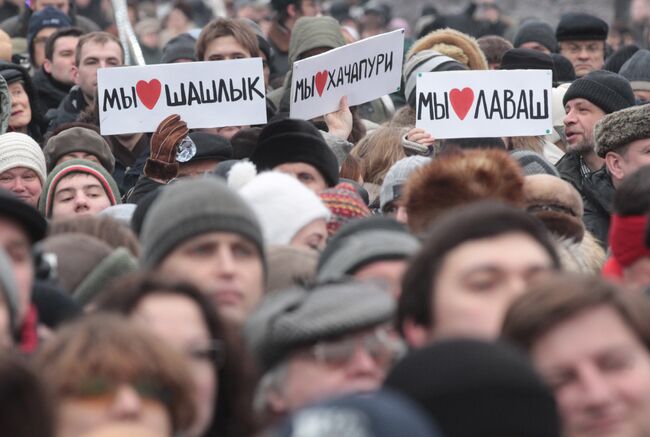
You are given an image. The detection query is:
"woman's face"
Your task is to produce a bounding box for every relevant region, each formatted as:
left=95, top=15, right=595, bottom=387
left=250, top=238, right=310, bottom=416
left=133, top=293, right=218, bottom=437
left=8, top=82, right=31, bottom=131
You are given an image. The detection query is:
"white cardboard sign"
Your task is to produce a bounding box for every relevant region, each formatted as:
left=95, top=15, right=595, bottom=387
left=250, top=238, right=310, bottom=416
left=289, top=29, right=404, bottom=120
left=415, top=70, right=553, bottom=139
left=97, top=58, right=267, bottom=135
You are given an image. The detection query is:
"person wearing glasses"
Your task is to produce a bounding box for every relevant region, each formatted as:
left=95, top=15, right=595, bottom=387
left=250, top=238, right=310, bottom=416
left=556, top=13, right=609, bottom=78
left=95, top=273, right=255, bottom=437
left=244, top=279, right=402, bottom=425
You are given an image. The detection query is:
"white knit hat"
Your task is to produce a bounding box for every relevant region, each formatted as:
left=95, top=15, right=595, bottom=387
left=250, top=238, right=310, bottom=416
left=380, top=156, right=431, bottom=211
left=239, top=171, right=331, bottom=246
left=0, top=132, right=47, bottom=183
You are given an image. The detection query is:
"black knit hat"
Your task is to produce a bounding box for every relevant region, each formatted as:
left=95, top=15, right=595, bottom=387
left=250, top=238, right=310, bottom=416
left=0, top=189, right=46, bottom=243
left=384, top=339, right=561, bottom=437
left=500, top=48, right=556, bottom=77
left=161, top=33, right=196, bottom=64
left=604, top=44, right=640, bottom=73
left=550, top=53, right=576, bottom=83
left=563, top=70, right=635, bottom=114
left=187, top=132, right=232, bottom=162
left=556, top=13, right=608, bottom=42
left=251, top=119, right=339, bottom=187
left=514, top=21, right=557, bottom=53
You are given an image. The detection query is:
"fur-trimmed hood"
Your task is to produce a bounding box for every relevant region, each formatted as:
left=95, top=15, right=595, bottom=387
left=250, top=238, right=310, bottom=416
left=407, top=27, right=488, bottom=70
left=404, top=149, right=524, bottom=234
left=555, top=232, right=606, bottom=274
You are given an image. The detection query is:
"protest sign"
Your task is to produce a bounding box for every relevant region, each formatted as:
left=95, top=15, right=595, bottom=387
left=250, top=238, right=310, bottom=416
left=415, top=70, right=553, bottom=139
left=97, top=58, right=267, bottom=135
left=289, top=29, right=404, bottom=120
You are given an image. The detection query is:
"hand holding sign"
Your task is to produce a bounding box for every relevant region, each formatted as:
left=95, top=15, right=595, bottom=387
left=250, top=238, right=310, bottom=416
left=324, top=96, right=352, bottom=140
left=144, top=114, right=189, bottom=182
left=407, top=127, right=436, bottom=147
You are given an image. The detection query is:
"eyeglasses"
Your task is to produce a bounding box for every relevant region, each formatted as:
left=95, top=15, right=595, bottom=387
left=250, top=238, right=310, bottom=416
left=70, top=376, right=169, bottom=405
left=307, top=327, right=405, bottom=368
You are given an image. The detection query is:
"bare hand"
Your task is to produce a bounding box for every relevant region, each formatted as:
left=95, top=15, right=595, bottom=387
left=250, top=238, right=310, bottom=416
left=324, top=96, right=353, bottom=140
left=406, top=127, right=436, bottom=146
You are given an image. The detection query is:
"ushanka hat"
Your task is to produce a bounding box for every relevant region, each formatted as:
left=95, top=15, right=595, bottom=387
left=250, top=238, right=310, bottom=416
left=595, top=103, right=650, bottom=158
left=38, top=159, right=121, bottom=218
left=251, top=119, right=340, bottom=187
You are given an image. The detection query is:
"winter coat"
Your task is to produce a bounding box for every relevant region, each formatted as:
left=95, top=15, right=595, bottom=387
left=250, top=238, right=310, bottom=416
left=32, top=67, right=70, bottom=113
left=555, top=152, right=583, bottom=192
left=47, top=86, right=87, bottom=131
left=0, top=62, right=45, bottom=142
left=582, top=166, right=615, bottom=248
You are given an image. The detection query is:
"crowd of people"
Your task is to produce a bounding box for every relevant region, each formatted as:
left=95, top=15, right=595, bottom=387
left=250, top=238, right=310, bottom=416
left=1, top=0, right=650, bottom=436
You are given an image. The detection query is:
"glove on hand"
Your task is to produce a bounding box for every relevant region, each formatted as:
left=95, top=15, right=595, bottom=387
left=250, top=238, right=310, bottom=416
left=144, top=114, right=189, bottom=182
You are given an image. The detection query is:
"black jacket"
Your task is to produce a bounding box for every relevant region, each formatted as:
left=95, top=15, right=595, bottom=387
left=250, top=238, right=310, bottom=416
left=47, top=86, right=87, bottom=131
left=555, top=152, right=583, bottom=192
left=582, top=167, right=615, bottom=248
left=32, top=68, right=70, bottom=113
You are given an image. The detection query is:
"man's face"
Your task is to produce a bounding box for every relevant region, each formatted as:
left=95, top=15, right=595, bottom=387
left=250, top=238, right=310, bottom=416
left=564, top=98, right=606, bottom=155
left=559, top=40, right=606, bottom=77
left=177, top=160, right=221, bottom=178
left=57, top=151, right=101, bottom=167
left=296, top=0, right=321, bottom=17
left=157, top=232, right=265, bottom=327
left=203, top=36, right=251, bottom=62
left=51, top=173, right=112, bottom=219
left=531, top=305, right=650, bottom=437
left=0, top=217, right=34, bottom=325
left=275, top=162, right=327, bottom=192
left=73, top=40, right=123, bottom=102
left=32, top=27, right=57, bottom=69
left=634, top=90, right=650, bottom=102
left=275, top=326, right=400, bottom=413
left=33, top=0, right=69, bottom=14
left=43, top=35, right=79, bottom=84
left=430, top=232, right=554, bottom=340
left=614, top=139, right=650, bottom=181
left=520, top=41, right=552, bottom=54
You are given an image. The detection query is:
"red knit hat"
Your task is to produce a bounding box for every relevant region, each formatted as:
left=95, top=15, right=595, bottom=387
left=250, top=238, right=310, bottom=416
left=319, top=183, right=370, bottom=236
left=609, top=214, right=650, bottom=267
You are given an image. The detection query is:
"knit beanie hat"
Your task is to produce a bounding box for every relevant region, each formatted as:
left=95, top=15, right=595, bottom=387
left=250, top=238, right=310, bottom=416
left=27, top=6, right=71, bottom=58
left=266, top=245, right=318, bottom=293
left=380, top=156, right=430, bottom=212
left=39, top=159, right=121, bottom=218
left=550, top=53, right=576, bottom=83
left=0, top=132, right=46, bottom=184
left=0, top=247, right=19, bottom=335
left=317, top=216, right=420, bottom=282
left=510, top=150, right=560, bottom=177
left=244, top=279, right=395, bottom=371
left=605, top=44, right=640, bottom=74
left=140, top=177, right=264, bottom=269
left=43, top=127, right=116, bottom=173
left=556, top=13, right=608, bottom=42
left=161, top=33, right=196, bottom=64
left=238, top=171, right=330, bottom=246
left=274, top=391, right=443, bottom=437
left=319, top=182, right=370, bottom=236
left=619, top=49, right=650, bottom=91
left=595, top=103, right=650, bottom=158
left=500, top=48, right=555, bottom=72
left=562, top=70, right=635, bottom=114
left=384, top=339, right=561, bottom=437
left=251, top=119, right=340, bottom=187
left=403, top=49, right=466, bottom=108
left=514, top=21, right=557, bottom=53
left=289, top=16, right=345, bottom=66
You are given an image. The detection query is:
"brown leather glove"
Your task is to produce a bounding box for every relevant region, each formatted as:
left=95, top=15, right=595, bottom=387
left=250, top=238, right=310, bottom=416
left=144, top=114, right=189, bottom=182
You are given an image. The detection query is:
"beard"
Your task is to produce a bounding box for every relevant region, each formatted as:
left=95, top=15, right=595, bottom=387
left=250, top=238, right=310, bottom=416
left=567, top=136, right=595, bottom=155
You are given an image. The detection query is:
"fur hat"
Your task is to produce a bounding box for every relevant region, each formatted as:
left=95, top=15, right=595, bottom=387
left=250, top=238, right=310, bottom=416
left=402, top=49, right=466, bottom=108
left=523, top=174, right=584, bottom=242
left=595, top=103, right=650, bottom=158
left=407, top=27, right=488, bottom=70
left=404, top=150, right=525, bottom=234
left=477, top=35, right=513, bottom=66
left=266, top=245, right=318, bottom=293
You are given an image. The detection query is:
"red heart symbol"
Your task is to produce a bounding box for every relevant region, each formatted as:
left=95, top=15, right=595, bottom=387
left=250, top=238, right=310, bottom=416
left=136, top=79, right=161, bottom=110
left=449, top=87, right=475, bottom=121
left=315, top=70, right=328, bottom=97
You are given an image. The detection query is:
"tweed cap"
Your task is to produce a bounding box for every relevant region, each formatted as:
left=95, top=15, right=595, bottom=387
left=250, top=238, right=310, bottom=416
left=595, top=103, right=650, bottom=158
left=244, top=280, right=395, bottom=371
left=317, top=216, right=420, bottom=282
left=140, top=177, right=264, bottom=269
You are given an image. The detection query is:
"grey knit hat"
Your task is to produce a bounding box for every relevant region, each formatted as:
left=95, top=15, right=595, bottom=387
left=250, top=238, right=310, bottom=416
left=380, top=156, right=430, bottom=212
left=140, top=178, right=265, bottom=269
left=514, top=21, right=557, bottom=53
left=619, top=49, right=650, bottom=92
left=244, top=280, right=395, bottom=371
left=510, top=150, right=560, bottom=177
left=563, top=70, right=635, bottom=114
left=403, top=50, right=466, bottom=108
left=317, top=216, right=420, bottom=282
left=0, top=247, right=19, bottom=334
left=595, top=103, right=650, bottom=158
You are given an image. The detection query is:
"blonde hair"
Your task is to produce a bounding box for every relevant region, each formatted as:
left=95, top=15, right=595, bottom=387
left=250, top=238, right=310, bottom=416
left=350, top=127, right=406, bottom=184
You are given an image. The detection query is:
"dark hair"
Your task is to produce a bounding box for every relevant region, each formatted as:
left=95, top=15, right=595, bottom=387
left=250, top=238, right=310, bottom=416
left=502, top=272, right=650, bottom=352
left=0, top=354, right=54, bottom=437
left=195, top=18, right=260, bottom=61
left=44, top=27, right=84, bottom=62
left=439, top=137, right=507, bottom=155
left=613, top=165, right=650, bottom=216
left=94, top=273, right=257, bottom=437
left=339, top=153, right=364, bottom=182
left=397, top=201, right=560, bottom=335
left=75, top=31, right=124, bottom=66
